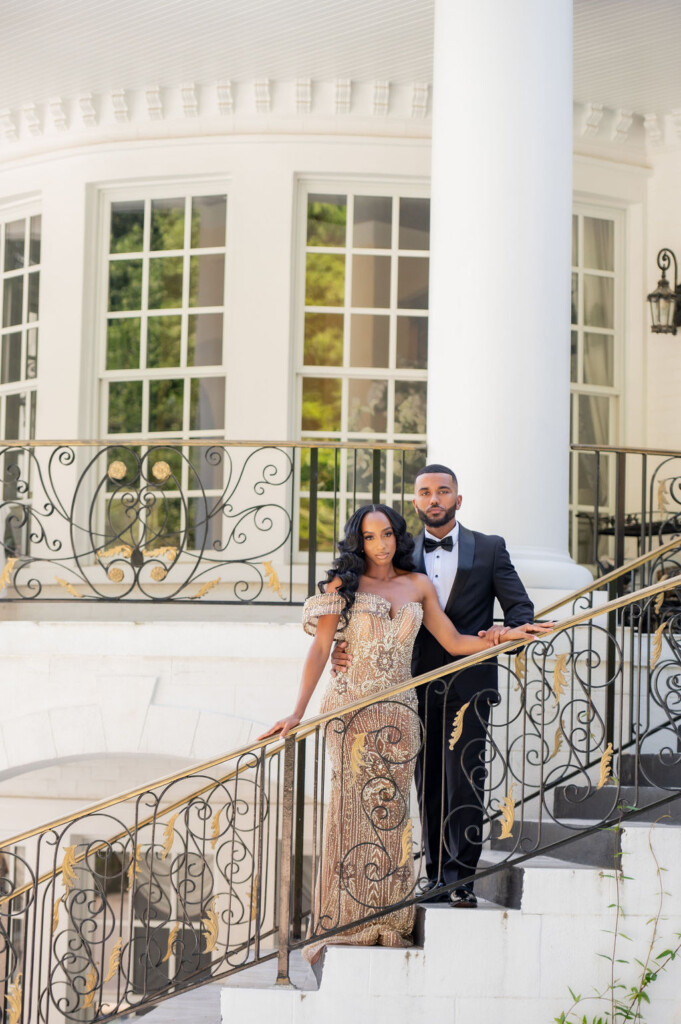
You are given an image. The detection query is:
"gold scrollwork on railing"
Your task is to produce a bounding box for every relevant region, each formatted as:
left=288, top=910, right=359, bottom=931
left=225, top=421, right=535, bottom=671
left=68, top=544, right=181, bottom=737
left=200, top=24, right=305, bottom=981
left=52, top=895, right=62, bottom=934
left=62, top=845, right=78, bottom=894
left=448, top=701, right=469, bottom=750
left=188, top=578, right=221, bottom=600
left=399, top=820, right=413, bottom=868
left=7, top=973, right=22, bottom=1024
left=350, top=733, right=368, bottom=778
left=54, top=577, right=83, bottom=599
left=161, top=814, right=178, bottom=860
left=0, top=557, right=16, bottom=593
left=162, top=924, right=179, bottom=964
left=263, top=560, right=286, bottom=600
left=552, top=653, right=569, bottom=706
left=550, top=725, right=563, bottom=761
left=597, top=743, right=614, bottom=790
left=104, top=937, right=123, bottom=982
left=83, top=966, right=98, bottom=1009
left=651, top=620, right=666, bottom=670
left=498, top=784, right=516, bottom=839
left=127, top=846, right=141, bottom=889
left=202, top=898, right=219, bottom=953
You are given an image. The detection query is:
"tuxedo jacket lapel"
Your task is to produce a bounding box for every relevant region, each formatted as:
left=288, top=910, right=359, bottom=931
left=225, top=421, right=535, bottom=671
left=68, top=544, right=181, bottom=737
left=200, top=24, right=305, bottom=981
left=444, top=523, right=475, bottom=618
left=413, top=531, right=426, bottom=574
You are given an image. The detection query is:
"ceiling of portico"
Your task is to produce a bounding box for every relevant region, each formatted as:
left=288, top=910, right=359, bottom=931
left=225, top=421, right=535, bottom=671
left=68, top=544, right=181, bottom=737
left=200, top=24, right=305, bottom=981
left=2, top=0, right=681, bottom=147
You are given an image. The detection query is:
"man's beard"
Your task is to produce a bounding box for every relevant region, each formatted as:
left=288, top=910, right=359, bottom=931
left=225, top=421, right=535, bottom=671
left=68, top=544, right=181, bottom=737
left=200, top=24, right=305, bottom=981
left=416, top=505, right=457, bottom=530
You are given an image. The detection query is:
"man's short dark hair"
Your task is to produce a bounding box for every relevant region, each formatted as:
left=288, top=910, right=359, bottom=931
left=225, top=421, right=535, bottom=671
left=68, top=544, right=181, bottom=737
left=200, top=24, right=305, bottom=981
left=415, top=464, right=458, bottom=487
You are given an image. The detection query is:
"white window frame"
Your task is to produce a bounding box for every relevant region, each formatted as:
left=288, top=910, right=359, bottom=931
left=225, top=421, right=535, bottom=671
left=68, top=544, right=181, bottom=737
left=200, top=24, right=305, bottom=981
left=95, top=179, right=231, bottom=443
left=0, top=196, right=41, bottom=442
left=293, top=176, right=430, bottom=557
left=569, top=202, right=625, bottom=568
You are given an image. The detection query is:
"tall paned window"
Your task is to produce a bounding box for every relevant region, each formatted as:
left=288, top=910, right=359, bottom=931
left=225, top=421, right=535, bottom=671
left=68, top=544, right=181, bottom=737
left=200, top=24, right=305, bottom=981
left=102, top=193, right=227, bottom=439
left=570, top=207, right=622, bottom=567
left=1, top=212, right=39, bottom=557
left=1, top=212, right=39, bottom=442
left=99, top=191, right=227, bottom=551
left=298, top=188, right=429, bottom=549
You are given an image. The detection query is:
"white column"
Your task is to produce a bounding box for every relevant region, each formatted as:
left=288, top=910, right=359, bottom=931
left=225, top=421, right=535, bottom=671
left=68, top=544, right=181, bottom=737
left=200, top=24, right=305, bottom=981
left=427, top=0, right=589, bottom=588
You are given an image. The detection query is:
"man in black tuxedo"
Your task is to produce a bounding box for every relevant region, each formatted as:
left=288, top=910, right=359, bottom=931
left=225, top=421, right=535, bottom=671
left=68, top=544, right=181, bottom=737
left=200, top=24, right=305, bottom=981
left=331, top=463, right=534, bottom=907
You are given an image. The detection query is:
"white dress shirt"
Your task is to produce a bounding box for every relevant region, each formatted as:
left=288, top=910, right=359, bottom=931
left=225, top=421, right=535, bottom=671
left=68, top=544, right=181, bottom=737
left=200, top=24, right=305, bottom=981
left=423, top=521, right=460, bottom=610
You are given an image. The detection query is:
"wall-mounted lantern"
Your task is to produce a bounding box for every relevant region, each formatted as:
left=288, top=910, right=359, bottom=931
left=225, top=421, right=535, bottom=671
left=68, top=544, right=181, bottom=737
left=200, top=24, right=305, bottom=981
left=648, top=248, right=681, bottom=334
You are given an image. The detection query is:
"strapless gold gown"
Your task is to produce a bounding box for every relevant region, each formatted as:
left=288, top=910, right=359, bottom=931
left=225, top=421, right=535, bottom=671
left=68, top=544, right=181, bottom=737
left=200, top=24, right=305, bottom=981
left=301, top=591, right=422, bottom=963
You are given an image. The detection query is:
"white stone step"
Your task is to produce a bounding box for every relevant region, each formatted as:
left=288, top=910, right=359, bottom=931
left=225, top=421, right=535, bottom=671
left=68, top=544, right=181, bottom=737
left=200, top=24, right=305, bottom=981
left=220, top=823, right=681, bottom=1024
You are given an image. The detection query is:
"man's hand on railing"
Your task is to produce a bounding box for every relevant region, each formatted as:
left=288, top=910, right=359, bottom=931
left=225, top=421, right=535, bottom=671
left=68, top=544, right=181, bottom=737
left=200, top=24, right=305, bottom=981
left=257, top=714, right=302, bottom=741
left=478, top=621, right=555, bottom=645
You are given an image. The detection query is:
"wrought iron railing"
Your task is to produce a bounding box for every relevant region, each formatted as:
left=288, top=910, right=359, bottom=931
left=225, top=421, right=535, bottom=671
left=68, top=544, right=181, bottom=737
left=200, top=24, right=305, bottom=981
left=572, top=442, right=681, bottom=577
left=1, top=572, right=680, bottom=1021
left=0, top=440, right=425, bottom=604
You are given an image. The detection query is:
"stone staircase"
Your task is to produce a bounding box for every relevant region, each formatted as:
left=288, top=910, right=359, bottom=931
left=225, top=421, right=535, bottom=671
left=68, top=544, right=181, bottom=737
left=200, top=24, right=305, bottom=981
left=219, top=823, right=681, bottom=1024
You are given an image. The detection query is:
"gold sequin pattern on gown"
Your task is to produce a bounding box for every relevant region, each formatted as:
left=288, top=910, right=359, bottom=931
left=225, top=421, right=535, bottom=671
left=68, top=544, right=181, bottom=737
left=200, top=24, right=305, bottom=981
left=301, top=591, right=422, bottom=963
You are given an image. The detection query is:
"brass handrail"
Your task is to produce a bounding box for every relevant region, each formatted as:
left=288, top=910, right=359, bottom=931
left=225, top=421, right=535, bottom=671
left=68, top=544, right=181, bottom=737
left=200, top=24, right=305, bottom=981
left=537, top=534, right=681, bottom=618
left=572, top=442, right=681, bottom=458
left=2, top=570, right=679, bottom=857
left=0, top=438, right=426, bottom=451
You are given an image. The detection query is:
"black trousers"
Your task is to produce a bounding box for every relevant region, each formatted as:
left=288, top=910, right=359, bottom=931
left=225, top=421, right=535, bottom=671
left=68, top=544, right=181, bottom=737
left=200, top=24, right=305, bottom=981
left=414, top=676, right=498, bottom=886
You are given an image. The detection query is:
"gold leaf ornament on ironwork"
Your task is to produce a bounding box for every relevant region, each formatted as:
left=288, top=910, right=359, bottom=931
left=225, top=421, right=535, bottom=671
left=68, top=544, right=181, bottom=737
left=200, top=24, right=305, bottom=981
left=52, top=895, right=62, bottom=934
left=550, top=725, right=563, bottom=761
left=189, top=578, right=221, bottom=600
left=162, top=924, right=179, bottom=963
left=150, top=566, right=167, bottom=581
left=97, top=544, right=133, bottom=561
left=0, top=557, right=17, bottom=593
left=62, top=845, right=78, bottom=894
left=108, top=567, right=125, bottom=583
left=514, top=649, right=526, bottom=690
left=108, top=460, right=127, bottom=481
left=657, top=479, right=668, bottom=512
left=210, top=808, right=221, bottom=849
left=399, top=819, right=413, bottom=868
left=350, top=732, right=368, bottom=778
left=651, top=620, right=666, bottom=670
left=597, top=742, right=614, bottom=790
left=263, top=560, right=286, bottom=600
left=104, top=937, right=123, bottom=982
left=552, top=653, right=569, bottom=706
left=202, top=898, right=219, bottom=953
left=55, top=577, right=83, bottom=599
left=448, top=701, right=470, bottom=750
left=83, top=965, right=98, bottom=1009
left=162, top=813, right=179, bottom=859
left=151, top=460, right=172, bottom=483
left=127, top=846, right=142, bottom=889
left=498, top=783, right=516, bottom=840
left=250, top=875, right=260, bottom=921
left=7, top=972, right=22, bottom=1024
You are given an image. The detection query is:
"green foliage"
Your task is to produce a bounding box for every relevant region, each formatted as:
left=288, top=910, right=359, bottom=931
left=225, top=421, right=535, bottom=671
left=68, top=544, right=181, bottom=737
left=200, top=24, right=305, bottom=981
left=556, top=818, right=681, bottom=1024
left=307, top=197, right=347, bottom=247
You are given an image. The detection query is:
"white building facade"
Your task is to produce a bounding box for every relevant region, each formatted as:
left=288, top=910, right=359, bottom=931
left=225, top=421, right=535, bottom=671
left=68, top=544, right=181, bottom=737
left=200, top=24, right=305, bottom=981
left=1, top=0, right=681, bottom=832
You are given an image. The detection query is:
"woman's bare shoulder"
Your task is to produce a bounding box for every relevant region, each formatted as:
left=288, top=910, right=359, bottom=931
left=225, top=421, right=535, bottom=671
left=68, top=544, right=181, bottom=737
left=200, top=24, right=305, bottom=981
left=323, top=576, right=343, bottom=593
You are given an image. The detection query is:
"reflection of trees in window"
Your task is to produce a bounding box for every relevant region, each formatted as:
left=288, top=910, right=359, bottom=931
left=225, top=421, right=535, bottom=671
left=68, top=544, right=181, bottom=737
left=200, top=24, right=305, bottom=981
left=103, top=193, right=227, bottom=440
left=299, top=190, right=430, bottom=552
left=100, top=193, right=228, bottom=554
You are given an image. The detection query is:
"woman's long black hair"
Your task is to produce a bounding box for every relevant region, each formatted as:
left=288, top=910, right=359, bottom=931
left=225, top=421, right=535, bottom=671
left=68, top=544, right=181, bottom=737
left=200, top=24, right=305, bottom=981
left=319, top=503, right=416, bottom=630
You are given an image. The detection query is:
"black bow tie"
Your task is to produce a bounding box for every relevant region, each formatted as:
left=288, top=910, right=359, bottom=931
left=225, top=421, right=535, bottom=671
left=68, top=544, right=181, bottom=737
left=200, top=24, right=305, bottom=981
left=424, top=535, right=454, bottom=553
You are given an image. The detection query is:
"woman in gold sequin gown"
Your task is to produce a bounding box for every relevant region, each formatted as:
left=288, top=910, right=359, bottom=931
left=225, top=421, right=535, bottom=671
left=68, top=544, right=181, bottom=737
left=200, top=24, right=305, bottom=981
left=259, top=504, right=547, bottom=963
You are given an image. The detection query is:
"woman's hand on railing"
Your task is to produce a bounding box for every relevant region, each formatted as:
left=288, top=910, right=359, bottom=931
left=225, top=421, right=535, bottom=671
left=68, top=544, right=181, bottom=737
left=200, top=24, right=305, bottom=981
left=257, top=714, right=302, bottom=741
left=478, top=621, right=555, bottom=645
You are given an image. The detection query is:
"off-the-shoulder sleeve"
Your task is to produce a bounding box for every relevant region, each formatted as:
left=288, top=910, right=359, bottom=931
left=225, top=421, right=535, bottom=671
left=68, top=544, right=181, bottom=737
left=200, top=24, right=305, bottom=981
left=302, top=592, right=345, bottom=638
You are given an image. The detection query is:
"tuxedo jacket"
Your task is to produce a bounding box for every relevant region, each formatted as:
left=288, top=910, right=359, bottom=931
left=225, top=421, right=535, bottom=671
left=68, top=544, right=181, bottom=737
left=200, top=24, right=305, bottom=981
left=411, top=524, right=534, bottom=701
